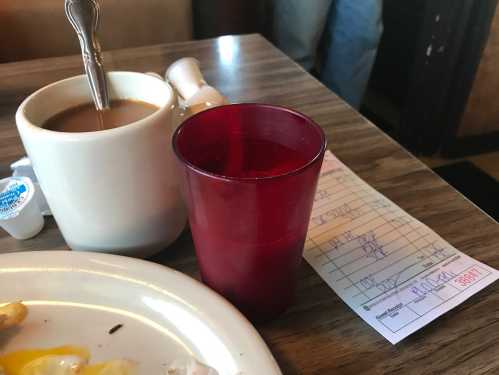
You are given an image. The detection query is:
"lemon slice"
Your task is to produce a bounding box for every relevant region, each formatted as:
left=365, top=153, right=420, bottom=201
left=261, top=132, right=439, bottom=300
left=19, top=355, right=85, bottom=375
left=0, top=346, right=89, bottom=375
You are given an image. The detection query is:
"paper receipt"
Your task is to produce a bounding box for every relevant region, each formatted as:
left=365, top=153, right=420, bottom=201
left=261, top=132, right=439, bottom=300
left=304, top=150, right=499, bottom=344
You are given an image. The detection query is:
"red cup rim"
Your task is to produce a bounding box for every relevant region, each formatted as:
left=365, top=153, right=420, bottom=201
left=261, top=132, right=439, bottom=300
left=172, top=103, right=327, bottom=182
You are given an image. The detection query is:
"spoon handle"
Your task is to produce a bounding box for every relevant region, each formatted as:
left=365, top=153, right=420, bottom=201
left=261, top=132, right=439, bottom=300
left=65, top=0, right=110, bottom=110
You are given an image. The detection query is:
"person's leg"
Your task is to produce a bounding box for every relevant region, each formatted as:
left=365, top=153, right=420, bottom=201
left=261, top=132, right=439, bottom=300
left=320, top=0, right=383, bottom=108
left=272, top=0, right=333, bottom=71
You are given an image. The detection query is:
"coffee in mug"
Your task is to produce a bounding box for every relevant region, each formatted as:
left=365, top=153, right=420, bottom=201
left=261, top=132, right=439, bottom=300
left=43, top=99, right=159, bottom=133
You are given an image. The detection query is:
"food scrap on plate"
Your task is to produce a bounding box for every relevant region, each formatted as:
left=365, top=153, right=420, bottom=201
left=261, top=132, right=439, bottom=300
left=0, top=302, right=220, bottom=374
left=0, top=302, right=28, bottom=331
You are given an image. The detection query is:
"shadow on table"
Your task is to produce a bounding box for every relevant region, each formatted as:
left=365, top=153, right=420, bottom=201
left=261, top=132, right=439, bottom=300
left=148, top=227, right=199, bottom=280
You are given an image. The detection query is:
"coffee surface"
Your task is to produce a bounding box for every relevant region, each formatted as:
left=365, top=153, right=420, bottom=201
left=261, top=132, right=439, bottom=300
left=43, top=99, right=159, bottom=132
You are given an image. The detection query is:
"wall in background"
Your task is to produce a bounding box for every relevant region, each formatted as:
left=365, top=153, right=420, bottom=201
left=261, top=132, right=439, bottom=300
left=0, top=0, right=193, bottom=63
left=458, top=4, right=499, bottom=137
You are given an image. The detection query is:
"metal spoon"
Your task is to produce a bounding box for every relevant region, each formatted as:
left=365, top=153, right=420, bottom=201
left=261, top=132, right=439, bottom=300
left=65, top=0, right=110, bottom=110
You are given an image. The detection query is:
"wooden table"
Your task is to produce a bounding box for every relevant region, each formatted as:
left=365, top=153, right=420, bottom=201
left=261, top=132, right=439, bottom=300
left=1, top=34, right=498, bottom=374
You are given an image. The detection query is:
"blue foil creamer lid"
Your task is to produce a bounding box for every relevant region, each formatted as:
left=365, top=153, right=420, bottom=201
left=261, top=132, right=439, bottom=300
left=0, top=177, right=33, bottom=220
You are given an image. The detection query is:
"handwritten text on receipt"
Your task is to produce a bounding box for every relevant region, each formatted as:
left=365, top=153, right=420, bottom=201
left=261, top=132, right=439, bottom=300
left=304, top=151, right=498, bottom=344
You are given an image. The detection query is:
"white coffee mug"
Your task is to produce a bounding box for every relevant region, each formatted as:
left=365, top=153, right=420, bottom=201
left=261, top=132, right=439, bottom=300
left=16, top=71, right=187, bottom=257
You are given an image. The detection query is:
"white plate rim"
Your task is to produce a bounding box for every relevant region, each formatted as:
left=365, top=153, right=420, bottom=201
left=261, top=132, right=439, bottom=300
left=0, top=250, right=282, bottom=374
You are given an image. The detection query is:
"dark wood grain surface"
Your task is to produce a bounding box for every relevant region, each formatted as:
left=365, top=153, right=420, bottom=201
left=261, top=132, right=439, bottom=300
left=1, top=34, right=498, bottom=374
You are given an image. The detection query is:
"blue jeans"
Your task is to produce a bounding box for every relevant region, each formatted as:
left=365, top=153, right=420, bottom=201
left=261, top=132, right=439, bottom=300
left=272, top=0, right=383, bottom=108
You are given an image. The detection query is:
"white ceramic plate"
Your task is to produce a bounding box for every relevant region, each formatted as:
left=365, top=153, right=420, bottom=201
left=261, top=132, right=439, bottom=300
left=0, top=251, right=281, bottom=374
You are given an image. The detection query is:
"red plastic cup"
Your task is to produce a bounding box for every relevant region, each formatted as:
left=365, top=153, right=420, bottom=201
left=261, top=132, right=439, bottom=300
left=173, top=103, right=326, bottom=321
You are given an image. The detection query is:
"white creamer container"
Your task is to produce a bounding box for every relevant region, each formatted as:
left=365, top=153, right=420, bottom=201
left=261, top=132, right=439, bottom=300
left=0, top=176, right=44, bottom=239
